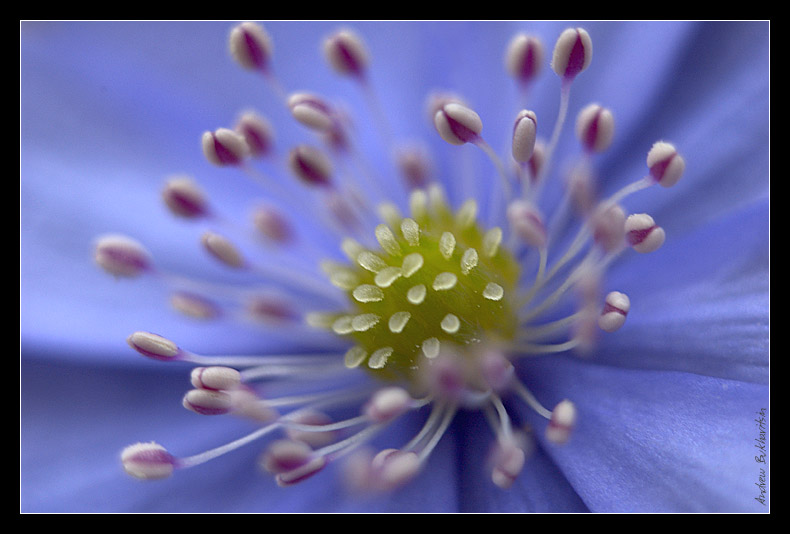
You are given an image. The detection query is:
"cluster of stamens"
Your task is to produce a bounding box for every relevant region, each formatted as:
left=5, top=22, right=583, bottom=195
left=97, top=23, right=685, bottom=493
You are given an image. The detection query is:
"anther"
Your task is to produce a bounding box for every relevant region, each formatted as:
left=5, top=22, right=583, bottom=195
left=460, top=248, right=478, bottom=275
left=332, top=316, right=354, bottom=335
left=565, top=163, right=596, bottom=215
left=375, top=266, right=402, bottom=288
left=512, top=109, right=538, bottom=163
left=483, top=282, right=505, bottom=301
left=402, top=252, right=424, bottom=277
left=455, top=199, right=478, bottom=229
left=479, top=350, right=514, bottom=392
left=490, top=437, right=526, bottom=489
left=252, top=205, right=293, bottom=244
left=201, top=128, right=249, bottom=166
left=162, top=176, right=209, bottom=219
left=248, top=297, right=298, bottom=324
left=592, top=204, right=626, bottom=253
left=505, top=33, right=544, bottom=86
left=229, top=22, right=273, bottom=73
left=422, top=337, right=440, bottom=359
left=170, top=292, right=220, bottom=320
left=285, top=410, right=336, bottom=448
left=407, top=284, right=427, bottom=305
left=288, top=145, right=333, bottom=187
left=287, top=92, right=337, bottom=133
left=365, top=387, right=412, bottom=423
left=439, top=231, right=456, bottom=260
left=368, top=347, right=394, bottom=369
left=375, top=224, right=401, bottom=256
left=121, top=442, right=175, bottom=480
left=647, top=141, right=685, bottom=187
left=434, top=102, right=483, bottom=146
left=388, top=311, right=411, bottom=333
left=261, top=440, right=327, bottom=486
left=482, top=227, right=503, bottom=257
left=323, top=28, right=369, bottom=78
left=440, top=313, right=461, bottom=334
left=400, top=218, right=420, bottom=247
left=433, top=272, right=458, bottom=291
left=353, top=284, right=385, bottom=303
left=576, top=103, right=614, bottom=153
left=357, top=250, right=388, bottom=273
left=507, top=200, right=547, bottom=249
left=261, top=439, right=313, bottom=474
left=378, top=202, right=402, bottom=230
left=126, top=331, right=180, bottom=361
left=182, top=388, right=234, bottom=416
left=395, top=145, right=433, bottom=190
left=201, top=231, right=246, bottom=268
left=625, top=213, right=665, bottom=253
left=370, top=449, right=421, bottom=490
left=352, top=313, right=380, bottom=332
left=551, top=27, right=592, bottom=81
left=598, top=291, right=630, bottom=333
left=344, top=346, right=368, bottom=368
left=190, top=366, right=242, bottom=391
left=94, top=234, right=151, bottom=278
left=527, top=139, right=546, bottom=183
left=546, top=399, right=577, bottom=444
left=235, top=110, right=274, bottom=158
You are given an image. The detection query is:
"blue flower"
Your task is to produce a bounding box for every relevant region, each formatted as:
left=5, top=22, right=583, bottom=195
left=21, top=21, right=769, bottom=513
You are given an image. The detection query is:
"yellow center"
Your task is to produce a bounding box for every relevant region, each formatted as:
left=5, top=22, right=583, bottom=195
left=315, top=187, right=521, bottom=384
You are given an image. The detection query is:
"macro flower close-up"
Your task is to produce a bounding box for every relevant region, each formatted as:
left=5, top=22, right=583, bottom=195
left=20, top=21, right=769, bottom=513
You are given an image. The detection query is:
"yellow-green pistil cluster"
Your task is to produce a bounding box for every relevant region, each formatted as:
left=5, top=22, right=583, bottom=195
left=319, top=189, right=521, bottom=383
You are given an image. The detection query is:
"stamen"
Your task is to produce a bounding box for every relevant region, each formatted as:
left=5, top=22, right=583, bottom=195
left=433, top=102, right=482, bottom=146
left=190, top=366, right=242, bottom=391
left=388, top=311, right=411, bottom=333
left=235, top=110, right=275, bottom=158
left=432, top=272, right=458, bottom=291
left=102, top=24, right=689, bottom=493
left=202, top=128, right=249, bottom=166
left=94, top=234, right=151, bottom=278
left=201, top=231, right=246, bottom=269
left=229, top=22, right=273, bottom=74
left=505, top=33, right=544, bottom=88
left=551, top=27, right=592, bottom=82
left=162, top=176, right=209, bottom=219
left=126, top=331, right=181, bottom=361
left=323, top=28, right=369, bottom=79
left=625, top=213, right=665, bottom=253
left=288, top=92, right=337, bottom=134
left=546, top=399, right=577, bottom=444
left=288, top=144, right=333, bottom=187
left=121, top=442, right=175, bottom=480
left=402, top=253, right=424, bottom=277
left=598, top=291, right=630, bottom=332
left=400, top=218, right=421, bottom=246
left=407, top=284, right=427, bottom=305
left=512, top=109, right=538, bottom=164
left=575, top=103, right=615, bottom=154
left=647, top=141, right=686, bottom=187
left=353, top=284, right=384, bottom=303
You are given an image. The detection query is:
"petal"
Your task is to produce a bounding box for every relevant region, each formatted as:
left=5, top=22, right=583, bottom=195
left=599, top=197, right=769, bottom=382
left=518, top=356, right=769, bottom=512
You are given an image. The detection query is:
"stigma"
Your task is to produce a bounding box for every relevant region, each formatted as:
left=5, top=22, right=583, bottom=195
left=101, top=22, right=685, bottom=492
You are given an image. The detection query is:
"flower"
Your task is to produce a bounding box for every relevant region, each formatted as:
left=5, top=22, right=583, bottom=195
left=20, top=21, right=769, bottom=513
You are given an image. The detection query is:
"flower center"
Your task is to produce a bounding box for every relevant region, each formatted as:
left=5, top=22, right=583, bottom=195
left=317, top=187, right=520, bottom=384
